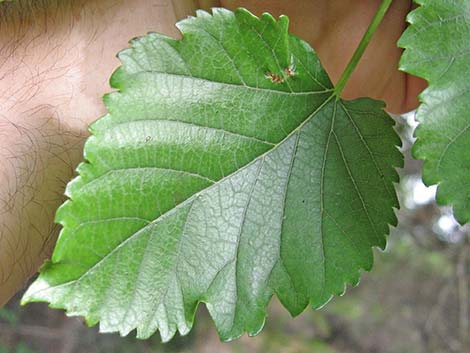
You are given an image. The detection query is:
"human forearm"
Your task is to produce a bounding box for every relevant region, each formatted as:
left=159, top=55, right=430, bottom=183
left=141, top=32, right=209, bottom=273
left=0, top=1, right=97, bottom=305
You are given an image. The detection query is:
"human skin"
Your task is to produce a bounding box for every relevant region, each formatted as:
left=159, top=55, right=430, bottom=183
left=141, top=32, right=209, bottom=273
left=0, top=0, right=424, bottom=306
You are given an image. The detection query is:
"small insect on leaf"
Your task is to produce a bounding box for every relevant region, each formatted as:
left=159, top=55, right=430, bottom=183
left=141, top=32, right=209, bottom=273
left=284, top=66, right=296, bottom=78
left=284, top=61, right=296, bottom=78
left=265, top=71, right=285, bottom=83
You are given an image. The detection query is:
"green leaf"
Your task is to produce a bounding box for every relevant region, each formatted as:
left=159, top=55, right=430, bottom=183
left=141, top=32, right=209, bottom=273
left=22, top=8, right=402, bottom=342
left=399, top=0, right=470, bottom=224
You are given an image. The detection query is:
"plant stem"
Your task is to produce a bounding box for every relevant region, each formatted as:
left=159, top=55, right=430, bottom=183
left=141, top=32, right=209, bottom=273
left=334, top=0, right=393, bottom=96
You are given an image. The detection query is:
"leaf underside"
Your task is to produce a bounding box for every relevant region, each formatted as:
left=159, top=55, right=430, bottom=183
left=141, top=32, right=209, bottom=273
left=399, top=0, right=470, bottom=224
left=23, top=8, right=402, bottom=342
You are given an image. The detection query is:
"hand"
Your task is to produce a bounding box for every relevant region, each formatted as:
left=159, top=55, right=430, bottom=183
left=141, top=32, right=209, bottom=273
left=0, top=0, right=425, bottom=306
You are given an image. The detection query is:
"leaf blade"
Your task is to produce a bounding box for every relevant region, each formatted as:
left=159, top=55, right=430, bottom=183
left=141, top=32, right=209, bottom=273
left=23, top=8, right=402, bottom=342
